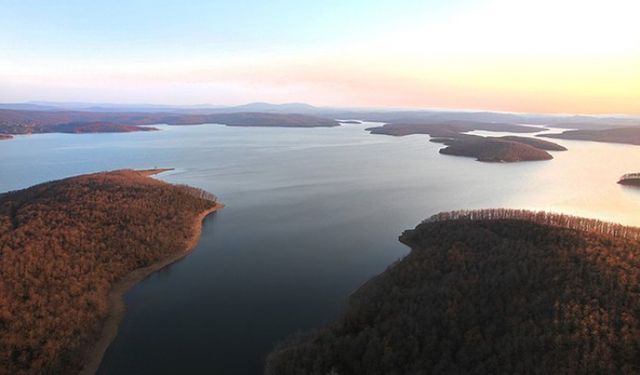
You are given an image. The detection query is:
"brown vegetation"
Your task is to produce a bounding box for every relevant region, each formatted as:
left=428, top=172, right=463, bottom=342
left=366, top=121, right=543, bottom=137
left=266, top=209, right=640, bottom=374
left=434, top=136, right=554, bottom=162
left=497, top=136, right=567, bottom=151
left=618, top=173, right=640, bottom=187
left=367, top=122, right=565, bottom=162
left=0, top=170, right=219, bottom=374
left=0, top=109, right=339, bottom=135
left=48, top=122, right=158, bottom=133
left=540, top=127, right=640, bottom=146
left=0, top=134, right=12, bottom=140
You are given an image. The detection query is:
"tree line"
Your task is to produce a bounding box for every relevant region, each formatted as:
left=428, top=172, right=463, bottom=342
left=426, top=208, right=640, bottom=241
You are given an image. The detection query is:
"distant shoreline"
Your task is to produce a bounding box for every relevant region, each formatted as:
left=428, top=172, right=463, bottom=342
left=79, top=201, right=224, bottom=375
left=0, top=110, right=340, bottom=137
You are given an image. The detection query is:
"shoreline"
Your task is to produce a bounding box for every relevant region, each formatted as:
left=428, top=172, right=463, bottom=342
left=79, top=202, right=224, bottom=375
left=139, top=167, right=175, bottom=177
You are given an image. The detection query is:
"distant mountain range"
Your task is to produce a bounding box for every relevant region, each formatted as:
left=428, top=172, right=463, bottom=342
left=0, top=101, right=638, bottom=132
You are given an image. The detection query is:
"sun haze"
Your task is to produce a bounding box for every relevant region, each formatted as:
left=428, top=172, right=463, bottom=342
left=1, top=0, right=638, bottom=114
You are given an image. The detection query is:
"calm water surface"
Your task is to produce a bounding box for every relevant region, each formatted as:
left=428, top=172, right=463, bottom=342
left=1, top=122, right=639, bottom=374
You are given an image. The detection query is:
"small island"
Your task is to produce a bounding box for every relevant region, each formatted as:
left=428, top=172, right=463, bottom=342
left=367, top=122, right=565, bottom=162
left=618, top=173, right=640, bottom=187
left=0, top=169, right=222, bottom=374
left=338, top=120, right=362, bottom=124
left=366, top=121, right=545, bottom=137
left=434, top=135, right=555, bottom=162
left=267, top=209, right=640, bottom=374
left=0, top=134, right=12, bottom=140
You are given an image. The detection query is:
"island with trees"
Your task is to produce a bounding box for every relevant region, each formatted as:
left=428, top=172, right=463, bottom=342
left=496, top=136, right=568, bottom=151
left=43, top=122, right=159, bottom=134
left=0, top=169, right=222, bottom=374
left=367, top=122, right=566, bottom=162
left=433, top=135, right=558, bottom=162
left=267, top=209, right=640, bottom=374
left=366, top=121, right=544, bottom=137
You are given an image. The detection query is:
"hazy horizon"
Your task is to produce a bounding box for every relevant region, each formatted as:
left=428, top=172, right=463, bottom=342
left=3, top=100, right=640, bottom=118
left=2, top=0, right=639, bottom=115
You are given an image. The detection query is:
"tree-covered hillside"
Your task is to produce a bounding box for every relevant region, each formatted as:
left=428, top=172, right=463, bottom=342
left=267, top=210, right=640, bottom=375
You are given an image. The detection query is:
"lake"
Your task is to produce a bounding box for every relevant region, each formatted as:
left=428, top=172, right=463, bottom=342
left=1, top=122, right=639, bottom=374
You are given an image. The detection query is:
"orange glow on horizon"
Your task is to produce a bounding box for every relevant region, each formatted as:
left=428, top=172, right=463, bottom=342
left=1, top=0, right=639, bottom=114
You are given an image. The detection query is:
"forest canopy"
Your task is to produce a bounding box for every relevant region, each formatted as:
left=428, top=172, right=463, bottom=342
left=267, top=209, right=640, bottom=375
left=0, top=170, right=218, bottom=374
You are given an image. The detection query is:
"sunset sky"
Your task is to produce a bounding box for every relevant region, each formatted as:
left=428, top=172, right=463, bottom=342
left=1, top=0, right=639, bottom=114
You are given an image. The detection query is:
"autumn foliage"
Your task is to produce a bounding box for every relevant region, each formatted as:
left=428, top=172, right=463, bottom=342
left=267, top=209, right=640, bottom=374
left=0, top=170, right=217, bottom=374
left=436, top=136, right=553, bottom=162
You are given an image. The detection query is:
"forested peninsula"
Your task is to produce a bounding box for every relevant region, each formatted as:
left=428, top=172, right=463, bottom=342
left=267, top=209, right=640, bottom=374
left=0, top=169, right=221, bottom=374
left=0, top=109, right=339, bottom=137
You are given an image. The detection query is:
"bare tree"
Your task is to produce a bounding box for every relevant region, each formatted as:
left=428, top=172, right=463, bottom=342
left=425, top=209, right=640, bottom=241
